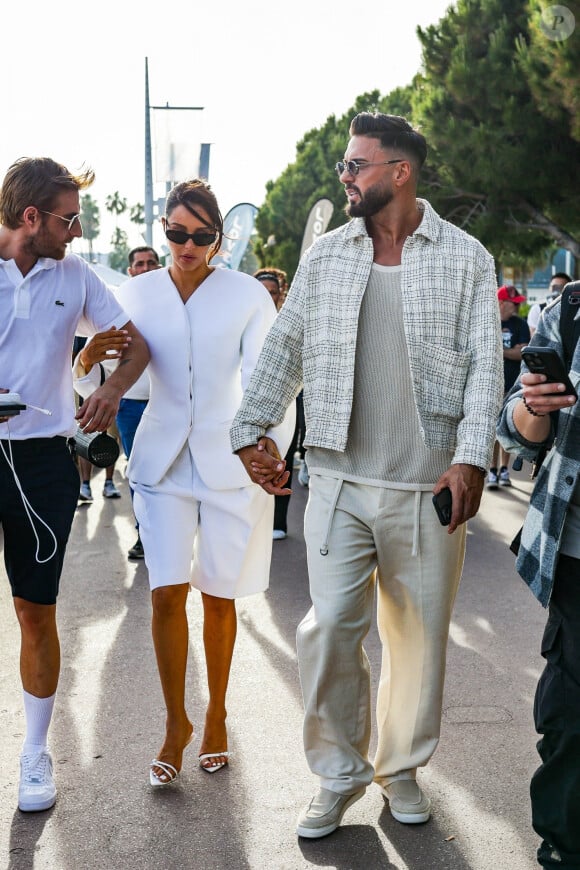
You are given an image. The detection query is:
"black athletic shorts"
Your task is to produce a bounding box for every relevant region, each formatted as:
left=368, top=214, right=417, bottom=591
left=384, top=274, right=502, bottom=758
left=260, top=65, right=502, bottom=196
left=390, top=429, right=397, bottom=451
left=0, top=437, right=79, bottom=605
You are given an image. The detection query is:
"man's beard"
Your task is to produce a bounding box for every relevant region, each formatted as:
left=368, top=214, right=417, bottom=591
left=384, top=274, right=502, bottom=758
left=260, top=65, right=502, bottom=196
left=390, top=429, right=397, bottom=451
left=25, top=227, right=66, bottom=261
left=345, top=183, right=394, bottom=218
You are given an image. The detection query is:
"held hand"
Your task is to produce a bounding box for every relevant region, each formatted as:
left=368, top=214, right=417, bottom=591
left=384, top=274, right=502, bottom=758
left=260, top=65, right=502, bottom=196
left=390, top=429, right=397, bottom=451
left=79, top=328, right=131, bottom=371
left=75, top=382, right=122, bottom=433
left=433, top=464, right=485, bottom=534
left=521, top=372, right=577, bottom=416
left=236, top=437, right=292, bottom=495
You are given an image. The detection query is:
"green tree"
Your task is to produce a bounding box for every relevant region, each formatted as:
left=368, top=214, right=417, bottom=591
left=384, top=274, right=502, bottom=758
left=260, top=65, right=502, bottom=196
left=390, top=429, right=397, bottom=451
left=255, top=89, right=414, bottom=280
left=129, top=202, right=145, bottom=231
left=108, top=227, right=129, bottom=273
left=518, top=0, right=580, bottom=141
left=412, top=0, right=580, bottom=259
left=105, top=191, right=128, bottom=224
left=80, top=194, right=100, bottom=261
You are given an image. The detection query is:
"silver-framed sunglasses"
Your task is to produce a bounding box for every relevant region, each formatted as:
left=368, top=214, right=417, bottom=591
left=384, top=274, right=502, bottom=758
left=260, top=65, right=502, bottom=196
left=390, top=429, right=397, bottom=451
left=40, top=210, right=82, bottom=231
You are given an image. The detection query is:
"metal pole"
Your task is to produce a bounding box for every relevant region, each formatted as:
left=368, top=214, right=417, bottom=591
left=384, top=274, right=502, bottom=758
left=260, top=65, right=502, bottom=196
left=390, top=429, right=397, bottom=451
left=144, top=58, right=154, bottom=246
left=144, top=57, right=204, bottom=243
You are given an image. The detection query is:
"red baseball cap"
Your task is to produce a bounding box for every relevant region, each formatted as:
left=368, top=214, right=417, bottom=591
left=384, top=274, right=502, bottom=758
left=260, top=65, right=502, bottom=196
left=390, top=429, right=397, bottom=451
left=497, top=285, right=526, bottom=304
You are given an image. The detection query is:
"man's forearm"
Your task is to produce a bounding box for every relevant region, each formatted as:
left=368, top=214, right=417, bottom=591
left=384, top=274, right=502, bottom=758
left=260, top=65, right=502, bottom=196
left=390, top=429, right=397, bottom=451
left=104, top=326, right=149, bottom=397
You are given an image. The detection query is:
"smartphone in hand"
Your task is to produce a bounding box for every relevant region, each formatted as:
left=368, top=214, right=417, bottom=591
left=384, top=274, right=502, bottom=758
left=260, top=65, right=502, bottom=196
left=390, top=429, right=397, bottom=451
left=521, top=347, right=577, bottom=398
left=432, top=487, right=452, bottom=526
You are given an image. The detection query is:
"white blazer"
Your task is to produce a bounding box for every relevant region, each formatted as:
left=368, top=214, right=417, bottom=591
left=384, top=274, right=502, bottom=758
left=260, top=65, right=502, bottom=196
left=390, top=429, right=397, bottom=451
left=115, top=267, right=295, bottom=490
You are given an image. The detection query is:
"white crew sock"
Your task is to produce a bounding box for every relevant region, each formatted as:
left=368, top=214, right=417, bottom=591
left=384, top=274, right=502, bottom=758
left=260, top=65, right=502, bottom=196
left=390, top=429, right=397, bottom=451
left=22, top=690, right=56, bottom=753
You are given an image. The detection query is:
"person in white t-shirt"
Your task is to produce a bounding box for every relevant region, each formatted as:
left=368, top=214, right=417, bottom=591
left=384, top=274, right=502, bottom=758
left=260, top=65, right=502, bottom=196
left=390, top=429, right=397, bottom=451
left=0, top=157, right=149, bottom=814
left=527, top=272, right=572, bottom=337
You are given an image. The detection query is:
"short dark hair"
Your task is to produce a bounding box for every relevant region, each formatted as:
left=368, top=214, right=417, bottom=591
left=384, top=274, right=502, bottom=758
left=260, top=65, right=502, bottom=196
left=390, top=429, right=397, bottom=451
left=0, top=157, right=95, bottom=229
left=552, top=272, right=573, bottom=283
left=165, top=179, right=223, bottom=260
left=349, top=113, right=427, bottom=173
left=128, top=246, right=159, bottom=266
left=253, top=267, right=287, bottom=290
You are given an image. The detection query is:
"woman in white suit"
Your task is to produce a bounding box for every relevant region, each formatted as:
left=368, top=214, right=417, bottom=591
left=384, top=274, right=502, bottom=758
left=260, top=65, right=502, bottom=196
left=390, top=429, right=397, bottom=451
left=115, top=180, right=294, bottom=785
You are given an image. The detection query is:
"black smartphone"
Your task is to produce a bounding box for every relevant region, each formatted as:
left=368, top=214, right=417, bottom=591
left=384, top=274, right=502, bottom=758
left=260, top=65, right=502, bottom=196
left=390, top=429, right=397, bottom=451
left=0, top=406, right=25, bottom=416
left=432, top=487, right=452, bottom=526
left=521, top=347, right=577, bottom=398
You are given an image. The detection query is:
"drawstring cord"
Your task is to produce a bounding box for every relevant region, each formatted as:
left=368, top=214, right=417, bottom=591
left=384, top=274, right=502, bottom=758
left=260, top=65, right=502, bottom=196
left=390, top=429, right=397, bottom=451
left=319, top=477, right=344, bottom=556
left=411, top=490, right=421, bottom=557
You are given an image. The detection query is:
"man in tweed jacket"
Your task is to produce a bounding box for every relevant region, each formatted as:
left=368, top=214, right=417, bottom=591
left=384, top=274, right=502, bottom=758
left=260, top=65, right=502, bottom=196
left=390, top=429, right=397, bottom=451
left=232, top=112, right=503, bottom=837
left=497, top=297, right=580, bottom=868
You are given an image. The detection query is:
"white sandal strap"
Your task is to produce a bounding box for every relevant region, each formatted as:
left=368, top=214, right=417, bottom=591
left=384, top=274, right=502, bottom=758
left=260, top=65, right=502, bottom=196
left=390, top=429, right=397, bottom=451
left=151, top=759, right=178, bottom=780
left=199, top=752, right=229, bottom=762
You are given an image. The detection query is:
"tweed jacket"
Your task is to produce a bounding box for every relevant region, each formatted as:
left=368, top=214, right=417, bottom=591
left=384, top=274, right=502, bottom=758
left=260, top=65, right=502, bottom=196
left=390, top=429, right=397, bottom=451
left=231, top=199, right=503, bottom=470
left=497, top=299, right=580, bottom=607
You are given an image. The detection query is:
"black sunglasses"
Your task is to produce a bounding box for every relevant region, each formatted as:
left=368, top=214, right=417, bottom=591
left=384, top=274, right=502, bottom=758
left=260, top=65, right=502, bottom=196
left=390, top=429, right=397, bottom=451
left=164, top=226, right=218, bottom=247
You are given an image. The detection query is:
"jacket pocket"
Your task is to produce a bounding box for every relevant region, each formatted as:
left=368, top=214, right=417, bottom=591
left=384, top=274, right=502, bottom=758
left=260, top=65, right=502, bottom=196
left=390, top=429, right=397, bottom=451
left=419, top=343, right=471, bottom=421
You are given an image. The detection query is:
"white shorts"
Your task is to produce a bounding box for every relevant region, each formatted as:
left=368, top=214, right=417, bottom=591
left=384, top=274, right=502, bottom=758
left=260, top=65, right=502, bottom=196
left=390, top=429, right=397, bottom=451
left=132, top=443, right=273, bottom=598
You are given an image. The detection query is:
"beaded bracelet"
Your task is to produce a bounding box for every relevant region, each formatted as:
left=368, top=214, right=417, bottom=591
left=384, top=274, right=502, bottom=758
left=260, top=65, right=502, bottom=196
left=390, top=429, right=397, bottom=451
left=522, top=396, right=547, bottom=418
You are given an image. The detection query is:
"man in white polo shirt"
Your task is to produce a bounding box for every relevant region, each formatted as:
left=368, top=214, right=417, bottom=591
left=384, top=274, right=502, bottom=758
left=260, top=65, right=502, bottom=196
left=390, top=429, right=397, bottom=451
left=0, top=157, right=149, bottom=813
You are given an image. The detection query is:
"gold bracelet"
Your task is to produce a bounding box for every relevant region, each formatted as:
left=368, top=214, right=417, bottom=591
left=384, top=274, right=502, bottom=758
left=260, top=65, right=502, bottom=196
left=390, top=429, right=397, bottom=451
left=522, top=396, right=547, bottom=418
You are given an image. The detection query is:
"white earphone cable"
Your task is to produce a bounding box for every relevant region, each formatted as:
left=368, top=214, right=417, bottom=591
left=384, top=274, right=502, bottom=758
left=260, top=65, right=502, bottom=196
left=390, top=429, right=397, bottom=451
left=0, top=422, right=58, bottom=564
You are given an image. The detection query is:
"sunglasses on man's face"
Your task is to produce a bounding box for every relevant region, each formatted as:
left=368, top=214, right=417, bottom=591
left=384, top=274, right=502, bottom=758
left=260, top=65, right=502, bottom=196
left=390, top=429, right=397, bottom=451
left=164, top=225, right=218, bottom=247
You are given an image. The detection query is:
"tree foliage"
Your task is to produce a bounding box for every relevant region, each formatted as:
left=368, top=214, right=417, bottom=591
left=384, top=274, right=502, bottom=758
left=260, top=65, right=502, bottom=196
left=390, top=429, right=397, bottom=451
left=518, top=0, right=580, bottom=141
left=105, top=191, right=128, bottom=222
left=129, top=202, right=145, bottom=228
left=255, top=89, right=413, bottom=280
left=108, top=227, right=129, bottom=273
left=411, top=0, right=580, bottom=260
left=255, top=0, right=580, bottom=275
left=80, top=194, right=100, bottom=261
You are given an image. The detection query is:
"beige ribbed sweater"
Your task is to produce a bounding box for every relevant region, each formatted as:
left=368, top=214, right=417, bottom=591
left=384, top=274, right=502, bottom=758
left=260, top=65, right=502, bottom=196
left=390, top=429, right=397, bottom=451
left=308, top=264, right=454, bottom=488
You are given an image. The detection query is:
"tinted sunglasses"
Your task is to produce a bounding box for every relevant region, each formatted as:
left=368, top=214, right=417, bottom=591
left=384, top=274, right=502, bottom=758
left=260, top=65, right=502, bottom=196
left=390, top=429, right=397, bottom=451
left=164, top=226, right=218, bottom=247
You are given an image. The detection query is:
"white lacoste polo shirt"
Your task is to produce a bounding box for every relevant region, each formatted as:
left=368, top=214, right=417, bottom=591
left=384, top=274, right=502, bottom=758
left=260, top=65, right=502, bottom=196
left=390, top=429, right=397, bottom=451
left=0, top=253, right=126, bottom=439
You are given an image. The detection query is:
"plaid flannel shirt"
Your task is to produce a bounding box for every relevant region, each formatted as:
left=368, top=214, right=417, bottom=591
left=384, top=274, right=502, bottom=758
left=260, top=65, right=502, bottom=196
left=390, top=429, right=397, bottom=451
left=497, top=299, right=580, bottom=607
left=231, top=199, right=503, bottom=470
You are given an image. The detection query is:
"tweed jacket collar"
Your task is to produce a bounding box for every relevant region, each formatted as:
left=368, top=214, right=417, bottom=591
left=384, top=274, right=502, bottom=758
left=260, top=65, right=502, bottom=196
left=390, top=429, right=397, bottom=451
left=343, top=199, right=442, bottom=244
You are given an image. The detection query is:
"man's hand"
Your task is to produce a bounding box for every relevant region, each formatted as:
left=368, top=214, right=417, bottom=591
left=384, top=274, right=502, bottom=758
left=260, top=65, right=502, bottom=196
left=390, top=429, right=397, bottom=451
left=236, top=437, right=291, bottom=495
left=75, top=382, right=123, bottom=433
left=521, top=371, right=577, bottom=415
left=78, top=327, right=131, bottom=373
left=433, top=464, right=485, bottom=534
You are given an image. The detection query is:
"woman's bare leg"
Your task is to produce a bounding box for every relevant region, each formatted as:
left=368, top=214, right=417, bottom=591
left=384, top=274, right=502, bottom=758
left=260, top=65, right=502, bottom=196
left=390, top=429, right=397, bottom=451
left=150, top=583, right=193, bottom=780
left=199, top=593, right=237, bottom=767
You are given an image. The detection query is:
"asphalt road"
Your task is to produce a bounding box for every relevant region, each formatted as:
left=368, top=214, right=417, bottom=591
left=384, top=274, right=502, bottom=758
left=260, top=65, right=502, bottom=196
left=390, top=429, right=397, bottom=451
left=0, top=462, right=546, bottom=870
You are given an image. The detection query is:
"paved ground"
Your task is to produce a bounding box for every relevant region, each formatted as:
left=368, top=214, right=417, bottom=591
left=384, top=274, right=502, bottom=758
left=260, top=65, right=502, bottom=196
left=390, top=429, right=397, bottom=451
left=0, top=462, right=545, bottom=869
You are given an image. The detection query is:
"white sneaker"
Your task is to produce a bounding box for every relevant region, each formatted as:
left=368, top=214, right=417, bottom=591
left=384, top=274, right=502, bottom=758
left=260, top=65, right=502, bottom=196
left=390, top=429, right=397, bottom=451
left=272, top=529, right=287, bottom=540
left=19, top=748, right=56, bottom=812
left=499, top=468, right=512, bottom=487
left=486, top=470, right=498, bottom=490
left=78, top=482, right=93, bottom=502
left=297, top=460, right=310, bottom=487
left=103, top=479, right=121, bottom=498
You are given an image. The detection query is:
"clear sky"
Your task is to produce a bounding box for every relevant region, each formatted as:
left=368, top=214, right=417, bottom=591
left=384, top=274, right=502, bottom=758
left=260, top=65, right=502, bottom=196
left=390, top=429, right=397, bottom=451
left=3, top=0, right=452, bottom=254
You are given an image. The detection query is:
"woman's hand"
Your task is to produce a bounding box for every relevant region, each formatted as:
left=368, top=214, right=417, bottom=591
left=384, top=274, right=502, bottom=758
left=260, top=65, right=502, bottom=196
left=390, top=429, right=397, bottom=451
left=236, top=437, right=291, bottom=495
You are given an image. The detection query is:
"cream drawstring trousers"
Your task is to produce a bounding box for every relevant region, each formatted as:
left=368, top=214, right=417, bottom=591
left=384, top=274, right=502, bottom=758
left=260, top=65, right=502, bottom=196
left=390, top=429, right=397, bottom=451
left=297, top=474, right=466, bottom=795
